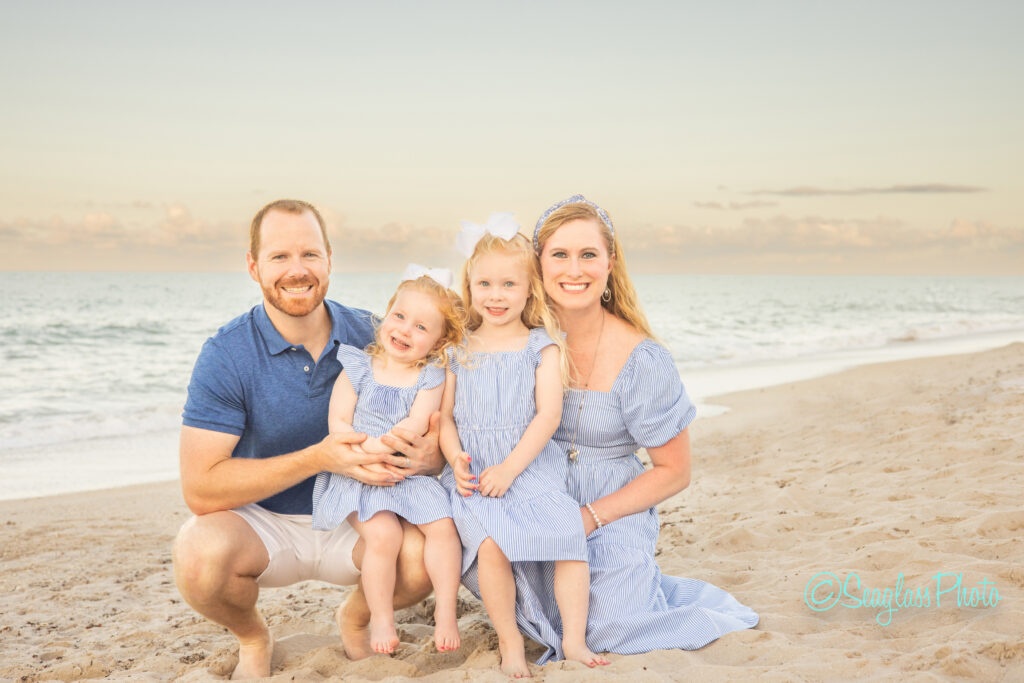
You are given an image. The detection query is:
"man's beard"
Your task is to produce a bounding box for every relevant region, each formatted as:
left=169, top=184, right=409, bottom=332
left=260, top=274, right=328, bottom=318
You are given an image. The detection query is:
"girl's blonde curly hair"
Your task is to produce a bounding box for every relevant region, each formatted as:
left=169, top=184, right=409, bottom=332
left=366, top=276, right=468, bottom=368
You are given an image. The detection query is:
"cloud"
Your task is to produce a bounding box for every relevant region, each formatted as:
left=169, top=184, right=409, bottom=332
left=751, top=184, right=986, bottom=197
left=151, top=204, right=241, bottom=249
left=632, top=215, right=1024, bottom=252
left=0, top=204, right=244, bottom=254
left=66, top=199, right=157, bottom=210
left=623, top=215, right=1024, bottom=274
left=3, top=207, right=1021, bottom=274
left=331, top=222, right=460, bottom=271
left=693, top=200, right=779, bottom=210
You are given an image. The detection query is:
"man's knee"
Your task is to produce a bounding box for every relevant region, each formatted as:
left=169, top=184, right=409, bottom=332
left=394, top=520, right=431, bottom=599
left=397, top=519, right=425, bottom=562
left=173, top=512, right=268, bottom=602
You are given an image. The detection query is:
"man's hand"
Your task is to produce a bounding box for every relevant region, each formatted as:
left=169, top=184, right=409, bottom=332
left=451, top=451, right=476, bottom=497
left=379, top=412, right=443, bottom=476
left=478, top=462, right=517, bottom=498
left=318, top=431, right=409, bottom=486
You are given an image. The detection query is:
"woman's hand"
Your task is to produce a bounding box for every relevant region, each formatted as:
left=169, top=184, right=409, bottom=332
left=580, top=506, right=598, bottom=536
left=478, top=463, right=517, bottom=498
left=452, top=451, right=477, bottom=497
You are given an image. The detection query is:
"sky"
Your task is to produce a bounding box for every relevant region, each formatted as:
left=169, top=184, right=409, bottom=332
left=1, top=1, right=1022, bottom=274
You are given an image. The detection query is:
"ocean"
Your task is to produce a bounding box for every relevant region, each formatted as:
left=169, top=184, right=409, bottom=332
left=2, top=272, right=1023, bottom=501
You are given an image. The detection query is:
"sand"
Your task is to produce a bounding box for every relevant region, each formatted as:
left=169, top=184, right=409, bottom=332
left=1, top=344, right=1022, bottom=681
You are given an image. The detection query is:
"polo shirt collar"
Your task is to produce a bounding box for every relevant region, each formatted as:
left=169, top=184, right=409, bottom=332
left=254, top=301, right=349, bottom=357
left=325, top=300, right=349, bottom=348
left=254, top=303, right=293, bottom=355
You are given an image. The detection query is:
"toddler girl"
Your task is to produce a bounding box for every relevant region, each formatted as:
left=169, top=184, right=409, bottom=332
left=312, top=266, right=466, bottom=655
left=440, top=214, right=610, bottom=678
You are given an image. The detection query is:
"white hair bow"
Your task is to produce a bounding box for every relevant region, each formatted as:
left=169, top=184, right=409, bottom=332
left=455, top=212, right=521, bottom=257
left=401, top=263, right=454, bottom=289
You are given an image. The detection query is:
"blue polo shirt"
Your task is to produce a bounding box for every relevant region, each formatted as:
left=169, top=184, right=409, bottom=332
left=182, top=300, right=375, bottom=514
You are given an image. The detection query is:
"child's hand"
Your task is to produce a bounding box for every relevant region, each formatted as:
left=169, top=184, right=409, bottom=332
left=478, top=463, right=516, bottom=498
left=452, top=452, right=477, bottom=497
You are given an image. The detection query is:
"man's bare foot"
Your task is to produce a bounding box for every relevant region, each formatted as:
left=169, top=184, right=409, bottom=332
left=336, top=603, right=373, bottom=661
left=562, top=641, right=610, bottom=667
left=433, top=610, right=460, bottom=652
left=231, top=632, right=274, bottom=680
left=498, top=634, right=531, bottom=678
left=370, top=615, right=400, bottom=654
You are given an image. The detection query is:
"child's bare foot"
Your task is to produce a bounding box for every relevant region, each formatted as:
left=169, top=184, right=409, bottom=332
left=433, top=610, right=460, bottom=652
left=498, top=634, right=531, bottom=678
left=563, top=641, right=610, bottom=667
left=231, top=631, right=274, bottom=679
left=336, top=603, right=373, bottom=661
left=370, top=616, right=400, bottom=654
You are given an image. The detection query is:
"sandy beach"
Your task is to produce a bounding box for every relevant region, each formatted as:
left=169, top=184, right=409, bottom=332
left=1, top=344, right=1021, bottom=682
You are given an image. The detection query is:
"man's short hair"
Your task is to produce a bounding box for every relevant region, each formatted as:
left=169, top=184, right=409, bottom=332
left=249, top=199, right=331, bottom=257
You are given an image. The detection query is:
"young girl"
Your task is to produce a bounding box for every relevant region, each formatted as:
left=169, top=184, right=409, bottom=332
left=312, top=266, right=466, bottom=655
left=441, top=214, right=611, bottom=678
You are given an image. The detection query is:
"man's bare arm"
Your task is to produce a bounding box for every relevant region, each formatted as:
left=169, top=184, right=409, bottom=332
left=179, top=425, right=413, bottom=515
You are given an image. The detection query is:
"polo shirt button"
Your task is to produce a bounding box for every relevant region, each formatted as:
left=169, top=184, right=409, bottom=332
left=303, top=365, right=310, bottom=372
left=291, top=347, right=297, bottom=351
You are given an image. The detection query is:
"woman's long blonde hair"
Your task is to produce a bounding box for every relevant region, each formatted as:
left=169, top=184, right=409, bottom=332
left=534, top=202, right=655, bottom=340
left=460, top=233, right=571, bottom=385
left=366, top=276, right=467, bottom=368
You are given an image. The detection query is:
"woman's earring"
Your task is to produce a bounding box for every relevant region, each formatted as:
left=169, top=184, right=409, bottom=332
left=602, top=287, right=612, bottom=303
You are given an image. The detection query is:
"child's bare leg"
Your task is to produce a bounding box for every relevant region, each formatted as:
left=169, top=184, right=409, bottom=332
left=349, top=511, right=403, bottom=654
left=417, top=518, right=462, bottom=652
left=478, top=538, right=530, bottom=678
left=554, top=560, right=609, bottom=667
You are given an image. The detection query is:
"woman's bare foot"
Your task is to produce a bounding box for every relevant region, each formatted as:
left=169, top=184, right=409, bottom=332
left=562, top=641, right=610, bottom=667
left=498, top=634, right=531, bottom=678
left=370, top=615, right=400, bottom=654
left=231, top=631, right=274, bottom=679
left=433, top=610, right=460, bottom=652
left=336, top=603, right=373, bottom=661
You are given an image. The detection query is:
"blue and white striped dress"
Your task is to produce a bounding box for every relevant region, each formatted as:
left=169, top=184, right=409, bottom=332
left=442, top=327, right=587, bottom=576
left=311, top=344, right=452, bottom=530
left=509, top=340, right=759, bottom=663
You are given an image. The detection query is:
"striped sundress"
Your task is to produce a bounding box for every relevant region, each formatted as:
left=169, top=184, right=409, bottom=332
left=311, top=344, right=452, bottom=530
left=503, top=339, right=759, bottom=663
left=442, top=327, right=587, bottom=575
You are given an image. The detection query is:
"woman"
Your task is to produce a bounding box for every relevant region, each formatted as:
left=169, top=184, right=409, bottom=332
left=514, top=194, right=759, bottom=664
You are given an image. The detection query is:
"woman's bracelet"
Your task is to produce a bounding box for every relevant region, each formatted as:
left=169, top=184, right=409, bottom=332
left=586, top=503, right=603, bottom=528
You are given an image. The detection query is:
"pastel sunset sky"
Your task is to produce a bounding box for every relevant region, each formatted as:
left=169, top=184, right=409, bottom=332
left=1, top=1, right=1021, bottom=274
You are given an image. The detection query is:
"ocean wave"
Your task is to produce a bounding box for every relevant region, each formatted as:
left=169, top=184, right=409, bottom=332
left=3, top=273, right=1023, bottom=459
left=0, top=405, right=182, bottom=451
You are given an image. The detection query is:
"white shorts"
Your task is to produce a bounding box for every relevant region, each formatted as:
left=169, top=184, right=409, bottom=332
left=231, top=504, right=361, bottom=588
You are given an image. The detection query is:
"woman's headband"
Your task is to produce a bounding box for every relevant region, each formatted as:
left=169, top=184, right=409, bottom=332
left=532, top=194, right=615, bottom=253
left=401, top=263, right=454, bottom=289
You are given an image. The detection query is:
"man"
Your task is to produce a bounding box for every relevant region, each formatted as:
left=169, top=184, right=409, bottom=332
left=173, top=199, right=443, bottom=679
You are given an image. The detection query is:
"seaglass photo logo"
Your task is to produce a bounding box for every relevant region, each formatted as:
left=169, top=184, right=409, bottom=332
left=804, top=571, right=1001, bottom=625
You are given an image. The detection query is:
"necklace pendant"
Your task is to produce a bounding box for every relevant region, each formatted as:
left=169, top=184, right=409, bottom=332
left=567, top=448, right=578, bottom=462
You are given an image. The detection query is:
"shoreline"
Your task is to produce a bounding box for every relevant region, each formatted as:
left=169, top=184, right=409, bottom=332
left=1, top=343, right=1021, bottom=680
left=5, top=328, right=1024, bottom=502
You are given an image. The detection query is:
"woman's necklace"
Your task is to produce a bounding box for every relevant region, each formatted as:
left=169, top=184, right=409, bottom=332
left=566, top=312, right=605, bottom=463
